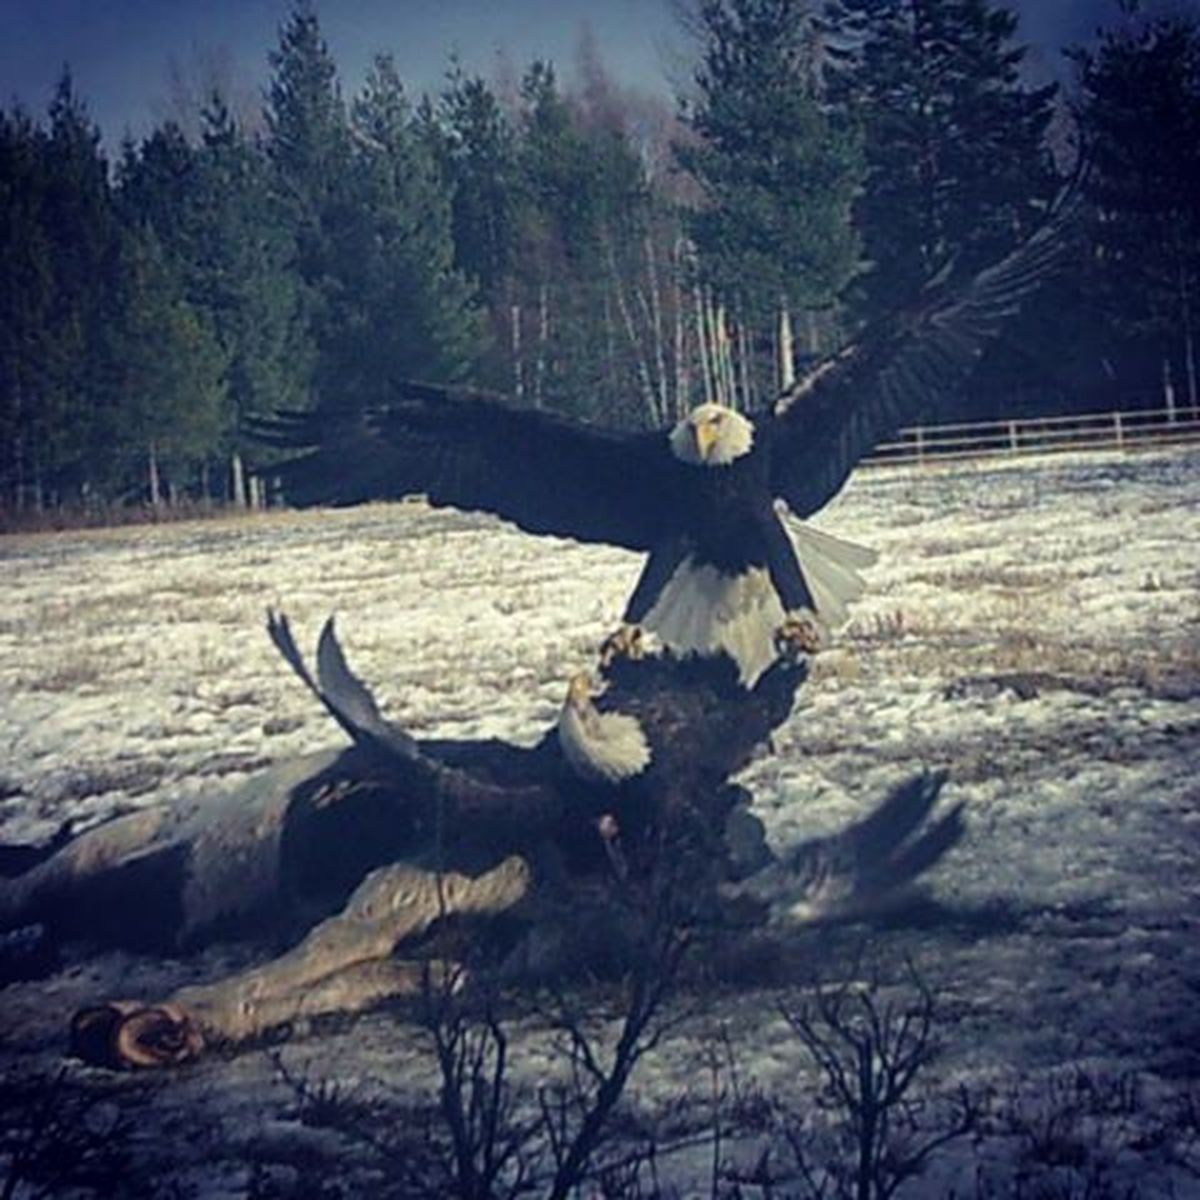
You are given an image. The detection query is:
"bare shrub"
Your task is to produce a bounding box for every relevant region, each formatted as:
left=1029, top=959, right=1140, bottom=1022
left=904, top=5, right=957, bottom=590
left=0, top=1069, right=141, bottom=1198
left=263, top=867, right=693, bottom=1199
left=762, top=962, right=978, bottom=1200
left=532, top=926, right=691, bottom=1199
left=416, top=970, right=546, bottom=1200
left=973, top=1066, right=1158, bottom=1200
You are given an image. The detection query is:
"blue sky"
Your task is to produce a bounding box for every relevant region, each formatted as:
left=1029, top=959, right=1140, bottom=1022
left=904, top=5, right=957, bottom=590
left=0, top=1, right=1157, bottom=146
left=1, top=0, right=680, bottom=143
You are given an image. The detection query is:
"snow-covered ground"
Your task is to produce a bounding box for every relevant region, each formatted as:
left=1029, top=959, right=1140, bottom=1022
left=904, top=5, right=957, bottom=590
left=1, top=447, right=1199, bottom=1196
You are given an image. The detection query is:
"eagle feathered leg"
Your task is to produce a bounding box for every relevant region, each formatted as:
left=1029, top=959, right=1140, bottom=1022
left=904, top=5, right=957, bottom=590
left=601, top=541, right=693, bottom=668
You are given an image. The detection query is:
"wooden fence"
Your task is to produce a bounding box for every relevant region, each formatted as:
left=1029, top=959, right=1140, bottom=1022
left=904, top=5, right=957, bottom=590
left=861, top=405, right=1200, bottom=468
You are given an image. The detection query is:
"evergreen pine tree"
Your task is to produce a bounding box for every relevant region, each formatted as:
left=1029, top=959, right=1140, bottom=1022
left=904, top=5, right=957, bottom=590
left=425, top=63, right=520, bottom=303
left=503, top=59, right=661, bottom=419
left=1073, top=12, right=1200, bottom=412
left=264, top=2, right=347, bottom=248
left=265, top=9, right=480, bottom=409
left=263, top=2, right=347, bottom=401
left=330, top=53, right=481, bottom=398
left=193, top=95, right=310, bottom=476
left=678, top=0, right=862, bottom=402
left=114, top=85, right=316, bottom=500
left=38, top=71, right=122, bottom=501
left=519, top=60, right=611, bottom=271
left=98, top=226, right=226, bottom=503
left=0, top=107, right=55, bottom=507
left=824, top=0, right=1060, bottom=322
left=113, top=122, right=195, bottom=237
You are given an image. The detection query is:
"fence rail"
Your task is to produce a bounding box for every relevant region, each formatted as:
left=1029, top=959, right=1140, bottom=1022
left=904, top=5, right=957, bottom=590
left=861, top=405, right=1200, bottom=467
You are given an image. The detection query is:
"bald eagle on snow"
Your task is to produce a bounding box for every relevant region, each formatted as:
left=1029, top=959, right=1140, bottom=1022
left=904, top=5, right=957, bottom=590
left=251, top=205, right=1070, bottom=687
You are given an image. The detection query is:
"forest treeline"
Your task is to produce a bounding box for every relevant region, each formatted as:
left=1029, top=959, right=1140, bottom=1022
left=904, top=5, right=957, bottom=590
left=2, top=0, right=1198, bottom=511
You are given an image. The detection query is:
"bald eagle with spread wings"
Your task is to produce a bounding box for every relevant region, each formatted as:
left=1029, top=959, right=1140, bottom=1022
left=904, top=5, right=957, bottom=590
left=251, top=204, right=1071, bottom=688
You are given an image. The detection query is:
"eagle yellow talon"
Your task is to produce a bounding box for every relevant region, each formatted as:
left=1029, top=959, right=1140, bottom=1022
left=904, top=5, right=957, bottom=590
left=599, top=623, right=643, bottom=668
left=774, top=612, right=824, bottom=659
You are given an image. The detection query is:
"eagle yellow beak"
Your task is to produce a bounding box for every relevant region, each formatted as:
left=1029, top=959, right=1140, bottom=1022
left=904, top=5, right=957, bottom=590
left=694, top=418, right=719, bottom=461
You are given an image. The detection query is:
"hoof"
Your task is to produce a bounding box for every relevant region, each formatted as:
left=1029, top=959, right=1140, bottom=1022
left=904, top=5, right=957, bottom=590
left=70, top=1001, right=204, bottom=1070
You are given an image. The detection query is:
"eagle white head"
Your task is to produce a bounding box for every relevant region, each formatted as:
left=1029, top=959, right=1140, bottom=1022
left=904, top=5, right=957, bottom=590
left=557, top=672, right=651, bottom=785
left=669, top=403, right=755, bottom=467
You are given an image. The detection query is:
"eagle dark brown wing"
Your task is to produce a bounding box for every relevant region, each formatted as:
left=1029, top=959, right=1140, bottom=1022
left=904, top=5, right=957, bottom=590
left=766, top=197, right=1077, bottom=518
left=249, top=381, right=678, bottom=551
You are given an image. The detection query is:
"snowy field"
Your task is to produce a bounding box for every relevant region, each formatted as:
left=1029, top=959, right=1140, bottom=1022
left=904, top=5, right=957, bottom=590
left=1, top=446, right=1199, bottom=1196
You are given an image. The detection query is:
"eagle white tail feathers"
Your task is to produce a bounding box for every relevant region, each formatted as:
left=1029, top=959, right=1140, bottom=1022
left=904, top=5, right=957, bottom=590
left=785, top=519, right=877, bottom=631
left=642, top=562, right=784, bottom=688
left=643, top=522, right=876, bottom=688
